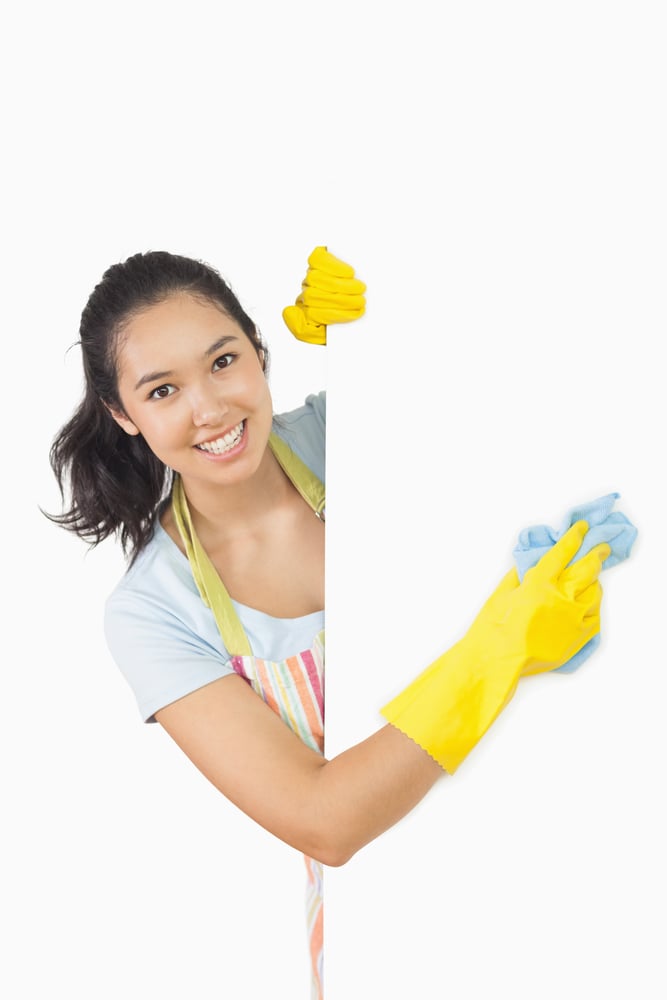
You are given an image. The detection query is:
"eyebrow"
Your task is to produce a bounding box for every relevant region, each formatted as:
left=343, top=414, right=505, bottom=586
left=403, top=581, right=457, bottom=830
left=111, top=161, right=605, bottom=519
left=133, top=335, right=241, bottom=390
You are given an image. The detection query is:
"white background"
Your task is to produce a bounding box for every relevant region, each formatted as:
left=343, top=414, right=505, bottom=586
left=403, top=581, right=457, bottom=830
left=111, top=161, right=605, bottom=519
left=2, top=2, right=665, bottom=998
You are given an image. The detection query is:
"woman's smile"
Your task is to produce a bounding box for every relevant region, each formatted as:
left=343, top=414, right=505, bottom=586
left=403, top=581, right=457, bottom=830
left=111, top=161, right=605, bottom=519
left=194, top=419, right=248, bottom=457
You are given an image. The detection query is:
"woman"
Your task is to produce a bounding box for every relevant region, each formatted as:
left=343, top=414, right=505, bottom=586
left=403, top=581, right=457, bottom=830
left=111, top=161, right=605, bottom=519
left=49, top=247, right=609, bottom=999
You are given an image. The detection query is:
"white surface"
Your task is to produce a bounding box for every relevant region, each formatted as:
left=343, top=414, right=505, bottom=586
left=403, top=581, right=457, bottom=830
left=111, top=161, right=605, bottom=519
left=3, top=2, right=665, bottom=998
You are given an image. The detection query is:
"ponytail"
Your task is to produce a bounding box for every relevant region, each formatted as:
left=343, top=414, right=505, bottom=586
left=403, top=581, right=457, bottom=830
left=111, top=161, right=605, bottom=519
left=48, top=386, right=170, bottom=559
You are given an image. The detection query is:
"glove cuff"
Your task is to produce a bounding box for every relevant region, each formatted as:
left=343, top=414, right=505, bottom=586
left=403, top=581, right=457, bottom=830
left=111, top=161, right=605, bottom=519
left=380, top=640, right=522, bottom=774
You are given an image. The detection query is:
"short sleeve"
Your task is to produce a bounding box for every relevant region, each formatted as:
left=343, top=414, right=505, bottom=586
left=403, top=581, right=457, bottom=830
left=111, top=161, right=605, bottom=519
left=104, top=542, right=235, bottom=723
left=273, top=391, right=326, bottom=484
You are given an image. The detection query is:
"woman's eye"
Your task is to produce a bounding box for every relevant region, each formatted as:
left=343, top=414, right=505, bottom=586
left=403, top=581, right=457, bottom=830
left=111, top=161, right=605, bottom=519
left=150, top=384, right=176, bottom=400
left=212, top=353, right=235, bottom=372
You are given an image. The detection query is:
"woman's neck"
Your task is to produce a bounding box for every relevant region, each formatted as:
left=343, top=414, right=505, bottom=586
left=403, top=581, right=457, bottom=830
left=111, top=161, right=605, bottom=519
left=168, top=442, right=292, bottom=550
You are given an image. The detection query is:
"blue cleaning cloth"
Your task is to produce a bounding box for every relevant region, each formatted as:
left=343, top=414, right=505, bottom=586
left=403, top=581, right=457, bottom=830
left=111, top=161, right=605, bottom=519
left=512, top=493, right=638, bottom=673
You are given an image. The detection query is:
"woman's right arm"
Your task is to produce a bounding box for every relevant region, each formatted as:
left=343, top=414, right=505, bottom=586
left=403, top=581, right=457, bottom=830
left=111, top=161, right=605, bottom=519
left=156, top=676, right=443, bottom=868
left=156, top=522, right=610, bottom=868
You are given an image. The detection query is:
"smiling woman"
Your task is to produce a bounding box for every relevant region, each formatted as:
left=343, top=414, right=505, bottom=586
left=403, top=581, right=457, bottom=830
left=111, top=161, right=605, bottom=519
left=108, top=294, right=276, bottom=503
left=47, top=248, right=613, bottom=1000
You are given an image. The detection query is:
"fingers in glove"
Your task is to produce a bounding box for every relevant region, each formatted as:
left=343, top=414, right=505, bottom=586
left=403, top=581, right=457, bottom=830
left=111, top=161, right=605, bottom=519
left=302, top=269, right=367, bottom=296
left=532, top=520, right=589, bottom=581
left=300, top=287, right=367, bottom=312
left=306, top=304, right=365, bottom=325
left=560, top=542, right=611, bottom=597
left=281, top=305, right=326, bottom=345
left=307, top=246, right=356, bottom=277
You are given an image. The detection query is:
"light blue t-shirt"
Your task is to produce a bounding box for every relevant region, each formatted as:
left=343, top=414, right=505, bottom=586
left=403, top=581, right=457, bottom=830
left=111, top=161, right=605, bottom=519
left=104, top=392, right=326, bottom=723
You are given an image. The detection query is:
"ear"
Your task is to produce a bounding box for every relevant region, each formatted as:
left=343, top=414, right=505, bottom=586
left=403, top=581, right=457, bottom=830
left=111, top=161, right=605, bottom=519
left=105, top=403, right=141, bottom=437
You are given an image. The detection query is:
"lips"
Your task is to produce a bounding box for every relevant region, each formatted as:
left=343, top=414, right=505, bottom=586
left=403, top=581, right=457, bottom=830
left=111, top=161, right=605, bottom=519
left=194, top=420, right=245, bottom=454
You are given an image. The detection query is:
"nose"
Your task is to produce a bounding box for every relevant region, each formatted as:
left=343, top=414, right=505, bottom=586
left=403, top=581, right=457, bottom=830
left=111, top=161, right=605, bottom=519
left=189, top=380, right=230, bottom=427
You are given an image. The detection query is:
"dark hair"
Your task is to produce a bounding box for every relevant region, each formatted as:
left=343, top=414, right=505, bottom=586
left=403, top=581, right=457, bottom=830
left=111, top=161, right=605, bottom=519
left=48, top=250, right=268, bottom=562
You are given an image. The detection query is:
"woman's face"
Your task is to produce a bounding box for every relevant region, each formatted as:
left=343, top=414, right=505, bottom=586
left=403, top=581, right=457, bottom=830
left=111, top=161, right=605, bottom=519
left=110, top=292, right=273, bottom=495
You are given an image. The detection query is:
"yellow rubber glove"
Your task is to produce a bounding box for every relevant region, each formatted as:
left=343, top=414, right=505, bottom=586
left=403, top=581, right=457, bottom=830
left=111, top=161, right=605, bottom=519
left=380, top=521, right=611, bottom=774
left=282, top=246, right=366, bottom=345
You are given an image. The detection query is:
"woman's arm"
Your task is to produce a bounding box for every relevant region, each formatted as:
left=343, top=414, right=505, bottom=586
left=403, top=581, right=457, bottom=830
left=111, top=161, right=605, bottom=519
left=156, top=523, right=611, bottom=867
left=156, top=674, right=442, bottom=868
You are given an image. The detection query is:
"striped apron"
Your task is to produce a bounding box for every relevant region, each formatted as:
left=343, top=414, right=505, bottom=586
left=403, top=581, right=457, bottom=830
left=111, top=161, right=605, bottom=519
left=172, top=433, right=326, bottom=1000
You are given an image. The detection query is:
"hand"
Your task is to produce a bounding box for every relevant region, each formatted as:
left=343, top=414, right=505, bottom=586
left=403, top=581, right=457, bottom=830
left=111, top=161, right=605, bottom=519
left=465, top=520, right=609, bottom=678
left=282, top=246, right=366, bottom=345
left=381, top=520, right=611, bottom=773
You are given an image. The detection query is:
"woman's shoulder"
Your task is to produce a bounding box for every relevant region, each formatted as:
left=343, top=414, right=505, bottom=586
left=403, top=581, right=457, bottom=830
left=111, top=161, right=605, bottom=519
left=106, top=523, right=187, bottom=602
left=104, top=524, right=220, bottom=647
left=273, top=391, right=326, bottom=483
left=275, top=390, right=325, bottom=432
left=104, top=524, right=234, bottom=723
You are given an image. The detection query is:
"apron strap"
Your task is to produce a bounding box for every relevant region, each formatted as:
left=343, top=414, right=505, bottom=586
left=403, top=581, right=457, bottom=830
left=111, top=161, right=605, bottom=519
left=170, top=432, right=325, bottom=656
left=268, top=433, right=326, bottom=521
left=171, top=475, right=253, bottom=656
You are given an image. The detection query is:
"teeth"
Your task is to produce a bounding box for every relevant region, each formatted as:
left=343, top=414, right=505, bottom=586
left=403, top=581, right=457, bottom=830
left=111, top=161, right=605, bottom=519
left=196, top=421, right=244, bottom=454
